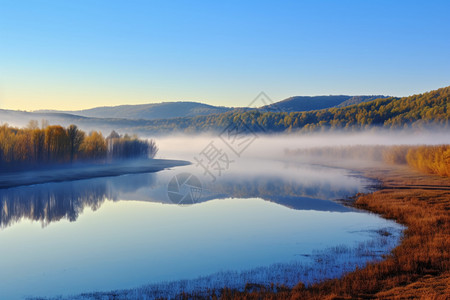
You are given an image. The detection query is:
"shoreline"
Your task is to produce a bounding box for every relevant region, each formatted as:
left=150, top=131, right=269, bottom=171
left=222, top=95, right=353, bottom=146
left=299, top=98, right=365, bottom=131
left=218, top=162, right=450, bottom=298
left=332, top=164, right=450, bottom=298
left=47, top=229, right=402, bottom=300
left=13, top=161, right=450, bottom=298
left=0, top=159, right=190, bottom=189
left=44, top=163, right=410, bottom=300
left=37, top=163, right=404, bottom=300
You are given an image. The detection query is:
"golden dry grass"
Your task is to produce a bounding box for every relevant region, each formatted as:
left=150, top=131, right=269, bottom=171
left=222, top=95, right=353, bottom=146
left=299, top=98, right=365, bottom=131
left=182, top=164, right=450, bottom=299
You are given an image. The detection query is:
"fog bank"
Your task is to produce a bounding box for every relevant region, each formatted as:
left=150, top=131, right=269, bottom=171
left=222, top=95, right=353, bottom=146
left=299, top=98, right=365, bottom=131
left=153, top=130, right=450, bottom=162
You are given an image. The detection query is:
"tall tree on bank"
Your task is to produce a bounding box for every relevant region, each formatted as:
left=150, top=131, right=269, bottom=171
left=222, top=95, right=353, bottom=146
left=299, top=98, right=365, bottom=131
left=66, top=125, right=85, bottom=163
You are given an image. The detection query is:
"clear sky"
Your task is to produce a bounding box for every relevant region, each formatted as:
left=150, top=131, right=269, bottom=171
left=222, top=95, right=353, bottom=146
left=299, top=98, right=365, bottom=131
left=0, top=0, right=449, bottom=111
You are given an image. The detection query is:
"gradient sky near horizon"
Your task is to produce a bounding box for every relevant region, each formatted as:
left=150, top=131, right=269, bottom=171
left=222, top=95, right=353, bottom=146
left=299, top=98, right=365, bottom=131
left=1, top=0, right=449, bottom=111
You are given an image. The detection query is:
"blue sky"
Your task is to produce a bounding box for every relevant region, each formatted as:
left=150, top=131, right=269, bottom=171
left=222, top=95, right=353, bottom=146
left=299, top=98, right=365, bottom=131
left=0, top=0, right=449, bottom=110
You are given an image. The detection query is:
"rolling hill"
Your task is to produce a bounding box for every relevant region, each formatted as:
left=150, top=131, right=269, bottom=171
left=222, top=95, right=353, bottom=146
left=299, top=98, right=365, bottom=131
left=121, top=86, right=448, bottom=134
left=1, top=87, right=446, bottom=135
left=34, top=95, right=388, bottom=120
left=37, top=102, right=234, bottom=120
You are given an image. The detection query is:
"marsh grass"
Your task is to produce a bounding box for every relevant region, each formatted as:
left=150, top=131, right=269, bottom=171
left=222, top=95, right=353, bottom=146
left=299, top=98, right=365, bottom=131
left=212, top=165, right=450, bottom=299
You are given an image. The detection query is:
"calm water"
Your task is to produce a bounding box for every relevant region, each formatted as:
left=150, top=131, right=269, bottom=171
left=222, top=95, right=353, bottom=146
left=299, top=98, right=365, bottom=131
left=0, top=146, right=403, bottom=299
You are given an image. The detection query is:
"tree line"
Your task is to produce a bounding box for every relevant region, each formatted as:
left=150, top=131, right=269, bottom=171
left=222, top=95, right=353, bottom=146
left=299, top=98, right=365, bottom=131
left=287, top=144, right=450, bottom=177
left=0, top=122, right=158, bottom=171
left=128, top=86, right=449, bottom=134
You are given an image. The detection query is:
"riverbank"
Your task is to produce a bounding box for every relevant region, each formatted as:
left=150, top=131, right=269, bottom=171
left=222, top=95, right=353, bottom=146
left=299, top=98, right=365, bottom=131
left=219, top=163, right=450, bottom=299
left=23, top=161, right=450, bottom=299
left=0, top=159, right=190, bottom=189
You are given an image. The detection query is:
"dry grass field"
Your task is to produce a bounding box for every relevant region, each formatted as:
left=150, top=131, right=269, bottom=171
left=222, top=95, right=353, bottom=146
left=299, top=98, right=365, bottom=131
left=182, top=163, right=450, bottom=299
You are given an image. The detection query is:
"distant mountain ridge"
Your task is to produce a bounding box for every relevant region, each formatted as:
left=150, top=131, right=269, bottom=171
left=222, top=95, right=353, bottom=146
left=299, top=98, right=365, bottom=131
left=37, top=101, right=233, bottom=120
left=4, top=87, right=447, bottom=135
left=35, top=95, right=388, bottom=120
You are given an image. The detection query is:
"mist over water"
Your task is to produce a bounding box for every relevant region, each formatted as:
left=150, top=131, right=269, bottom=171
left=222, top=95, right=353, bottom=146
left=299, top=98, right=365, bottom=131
left=153, top=130, right=450, bottom=162
left=2, top=130, right=436, bottom=299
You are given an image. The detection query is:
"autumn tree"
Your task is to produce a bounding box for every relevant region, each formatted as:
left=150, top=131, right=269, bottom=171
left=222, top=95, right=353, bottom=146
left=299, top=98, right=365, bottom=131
left=79, top=131, right=107, bottom=160
left=106, top=130, right=158, bottom=159
left=31, top=128, right=45, bottom=162
left=45, top=125, right=69, bottom=162
left=66, top=125, right=85, bottom=162
left=0, top=124, right=158, bottom=170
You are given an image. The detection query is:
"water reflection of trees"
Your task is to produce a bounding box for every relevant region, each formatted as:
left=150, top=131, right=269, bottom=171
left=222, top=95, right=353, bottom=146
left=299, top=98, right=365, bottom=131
left=201, top=176, right=358, bottom=212
left=0, top=171, right=361, bottom=229
left=210, top=176, right=355, bottom=201
left=0, top=173, right=156, bottom=229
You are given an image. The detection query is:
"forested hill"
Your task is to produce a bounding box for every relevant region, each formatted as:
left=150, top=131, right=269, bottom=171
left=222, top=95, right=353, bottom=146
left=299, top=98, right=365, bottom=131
left=130, top=86, right=449, bottom=134
left=36, top=96, right=386, bottom=120
left=1, top=87, right=447, bottom=135
left=262, top=95, right=387, bottom=112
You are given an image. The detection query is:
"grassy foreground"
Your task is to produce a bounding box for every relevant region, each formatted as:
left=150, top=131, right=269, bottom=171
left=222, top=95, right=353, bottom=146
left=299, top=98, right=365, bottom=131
left=185, top=164, right=450, bottom=299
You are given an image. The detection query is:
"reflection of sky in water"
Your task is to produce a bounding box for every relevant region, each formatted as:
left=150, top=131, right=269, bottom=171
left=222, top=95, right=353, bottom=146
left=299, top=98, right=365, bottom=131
left=0, top=158, right=398, bottom=299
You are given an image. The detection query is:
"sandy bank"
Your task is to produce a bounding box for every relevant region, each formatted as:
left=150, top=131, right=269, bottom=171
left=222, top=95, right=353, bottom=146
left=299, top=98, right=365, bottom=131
left=0, top=159, right=190, bottom=189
